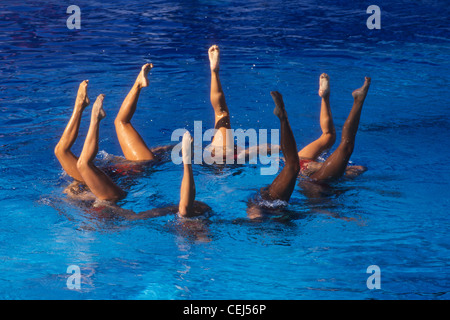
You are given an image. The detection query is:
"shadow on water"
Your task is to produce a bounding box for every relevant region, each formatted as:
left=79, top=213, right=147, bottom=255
left=41, top=187, right=216, bottom=244
left=43, top=163, right=216, bottom=243
left=297, top=176, right=366, bottom=223
left=233, top=172, right=368, bottom=225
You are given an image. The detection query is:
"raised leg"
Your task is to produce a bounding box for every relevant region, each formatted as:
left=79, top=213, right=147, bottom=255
left=178, top=132, right=196, bottom=217
left=298, top=73, right=336, bottom=160
left=208, top=45, right=233, bottom=154
left=77, top=94, right=126, bottom=201
left=310, top=77, right=371, bottom=181
left=54, top=80, right=90, bottom=182
left=114, top=63, right=155, bottom=161
left=265, top=91, right=300, bottom=201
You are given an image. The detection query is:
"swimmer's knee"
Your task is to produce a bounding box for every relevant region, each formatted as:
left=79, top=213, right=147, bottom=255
left=54, top=143, right=66, bottom=157
left=54, top=143, right=61, bottom=157
left=76, top=158, right=88, bottom=172
left=314, top=132, right=336, bottom=153
left=114, top=118, right=128, bottom=129
left=322, top=132, right=336, bottom=149
left=54, top=143, right=72, bottom=160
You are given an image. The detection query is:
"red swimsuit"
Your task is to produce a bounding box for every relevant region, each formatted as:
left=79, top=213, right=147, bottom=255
left=299, top=158, right=314, bottom=173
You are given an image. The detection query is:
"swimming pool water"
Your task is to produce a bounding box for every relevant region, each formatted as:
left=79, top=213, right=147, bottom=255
left=0, top=0, right=449, bottom=299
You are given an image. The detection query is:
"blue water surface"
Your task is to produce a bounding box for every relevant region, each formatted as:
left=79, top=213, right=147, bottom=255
left=0, top=0, right=449, bottom=299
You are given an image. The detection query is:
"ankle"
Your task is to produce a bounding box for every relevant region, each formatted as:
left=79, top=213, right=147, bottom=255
left=133, top=81, right=144, bottom=90
left=73, top=104, right=85, bottom=113
left=276, top=109, right=287, bottom=120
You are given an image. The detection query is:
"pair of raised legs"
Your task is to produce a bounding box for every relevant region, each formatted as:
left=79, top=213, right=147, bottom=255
left=55, top=66, right=205, bottom=217
left=54, top=64, right=154, bottom=182
left=298, top=74, right=371, bottom=181
left=246, top=74, right=371, bottom=219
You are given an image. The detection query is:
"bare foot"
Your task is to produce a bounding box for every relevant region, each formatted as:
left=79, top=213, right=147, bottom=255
left=352, top=77, right=371, bottom=102
left=318, top=73, right=330, bottom=98
left=76, top=80, right=90, bottom=109
left=92, top=94, right=106, bottom=120
left=271, top=91, right=286, bottom=119
left=208, top=45, right=220, bottom=72
left=136, top=63, right=153, bottom=88
left=182, top=131, right=193, bottom=164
